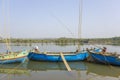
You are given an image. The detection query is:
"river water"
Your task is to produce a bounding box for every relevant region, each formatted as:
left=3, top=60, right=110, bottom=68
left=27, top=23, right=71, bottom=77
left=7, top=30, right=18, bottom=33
left=0, top=43, right=120, bottom=80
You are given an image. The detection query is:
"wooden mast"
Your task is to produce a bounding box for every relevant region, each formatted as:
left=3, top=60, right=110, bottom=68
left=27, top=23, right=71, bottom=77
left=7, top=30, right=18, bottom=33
left=78, top=0, right=83, bottom=51
left=2, top=0, right=11, bottom=52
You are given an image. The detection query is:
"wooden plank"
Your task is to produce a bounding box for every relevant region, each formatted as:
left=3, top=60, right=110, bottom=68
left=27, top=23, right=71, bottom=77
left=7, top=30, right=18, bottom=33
left=44, top=52, right=76, bottom=55
left=46, top=53, right=75, bottom=56
left=60, top=52, right=72, bottom=71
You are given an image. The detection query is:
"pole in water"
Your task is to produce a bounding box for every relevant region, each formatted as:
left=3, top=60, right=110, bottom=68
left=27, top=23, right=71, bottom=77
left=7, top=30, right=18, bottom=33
left=60, top=52, right=72, bottom=71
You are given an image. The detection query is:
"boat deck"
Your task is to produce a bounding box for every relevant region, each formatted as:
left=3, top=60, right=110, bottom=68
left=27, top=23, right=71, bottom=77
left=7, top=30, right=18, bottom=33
left=32, top=51, right=86, bottom=55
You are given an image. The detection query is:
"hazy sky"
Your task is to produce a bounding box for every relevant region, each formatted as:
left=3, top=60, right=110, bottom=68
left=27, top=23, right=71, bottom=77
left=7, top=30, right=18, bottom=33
left=0, top=0, right=120, bottom=38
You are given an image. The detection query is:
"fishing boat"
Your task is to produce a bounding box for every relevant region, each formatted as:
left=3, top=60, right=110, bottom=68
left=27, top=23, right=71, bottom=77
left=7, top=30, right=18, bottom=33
left=87, top=47, right=120, bottom=66
left=28, top=0, right=89, bottom=62
left=0, top=50, right=29, bottom=64
left=28, top=50, right=89, bottom=62
left=0, top=1, right=29, bottom=64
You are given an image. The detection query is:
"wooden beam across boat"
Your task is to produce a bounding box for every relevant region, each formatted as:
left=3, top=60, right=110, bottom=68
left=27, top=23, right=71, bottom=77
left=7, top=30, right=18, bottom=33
left=60, top=52, right=72, bottom=71
left=44, top=52, right=76, bottom=55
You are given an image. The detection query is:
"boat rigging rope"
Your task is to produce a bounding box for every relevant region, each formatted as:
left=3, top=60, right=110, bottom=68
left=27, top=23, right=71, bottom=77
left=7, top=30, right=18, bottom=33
left=2, top=0, right=12, bottom=52
left=50, top=13, right=75, bottom=38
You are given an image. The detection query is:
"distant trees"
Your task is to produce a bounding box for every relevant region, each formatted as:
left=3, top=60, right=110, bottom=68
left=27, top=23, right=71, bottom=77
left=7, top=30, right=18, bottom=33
left=0, top=37, right=120, bottom=45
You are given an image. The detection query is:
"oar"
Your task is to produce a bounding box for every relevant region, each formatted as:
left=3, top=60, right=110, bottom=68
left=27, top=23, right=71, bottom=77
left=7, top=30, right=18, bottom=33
left=60, top=52, right=71, bottom=71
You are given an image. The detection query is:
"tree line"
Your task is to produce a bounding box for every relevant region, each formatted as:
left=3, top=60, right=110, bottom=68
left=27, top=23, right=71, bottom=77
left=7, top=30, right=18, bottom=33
left=0, top=37, right=120, bottom=45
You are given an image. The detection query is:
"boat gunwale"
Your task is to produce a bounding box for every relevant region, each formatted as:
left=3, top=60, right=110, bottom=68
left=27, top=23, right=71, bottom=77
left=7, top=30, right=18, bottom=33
left=30, top=51, right=87, bottom=56
left=0, top=56, right=27, bottom=61
left=90, top=51, right=120, bottom=58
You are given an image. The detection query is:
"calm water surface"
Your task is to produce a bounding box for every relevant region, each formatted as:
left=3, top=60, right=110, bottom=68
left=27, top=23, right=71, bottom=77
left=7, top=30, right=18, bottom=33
left=0, top=43, right=120, bottom=80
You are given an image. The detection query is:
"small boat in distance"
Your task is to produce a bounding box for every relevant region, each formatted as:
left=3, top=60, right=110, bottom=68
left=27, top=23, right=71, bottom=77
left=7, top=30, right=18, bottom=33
left=0, top=50, right=29, bottom=64
left=87, top=47, right=120, bottom=66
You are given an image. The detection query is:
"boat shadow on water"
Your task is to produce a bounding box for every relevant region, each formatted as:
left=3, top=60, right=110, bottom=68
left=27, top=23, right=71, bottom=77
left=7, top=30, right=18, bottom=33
left=26, top=61, right=88, bottom=80
left=0, top=63, right=29, bottom=75
left=26, top=61, right=120, bottom=80
left=27, top=61, right=87, bottom=71
left=85, top=62, right=120, bottom=78
left=27, top=60, right=120, bottom=77
left=0, top=61, right=120, bottom=80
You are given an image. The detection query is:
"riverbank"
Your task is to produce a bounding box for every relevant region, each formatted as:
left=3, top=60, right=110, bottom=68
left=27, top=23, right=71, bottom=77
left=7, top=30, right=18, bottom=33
left=0, top=37, right=120, bottom=45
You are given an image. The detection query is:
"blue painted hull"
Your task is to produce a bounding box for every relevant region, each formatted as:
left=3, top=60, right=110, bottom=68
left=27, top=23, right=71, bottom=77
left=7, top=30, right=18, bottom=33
left=28, top=51, right=89, bottom=62
left=0, top=50, right=29, bottom=64
left=91, top=53, right=120, bottom=66
left=0, top=57, right=28, bottom=64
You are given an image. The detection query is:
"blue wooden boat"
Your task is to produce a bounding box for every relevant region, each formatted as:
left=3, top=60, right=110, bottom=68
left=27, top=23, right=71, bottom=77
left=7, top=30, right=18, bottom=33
left=88, top=48, right=120, bottom=66
left=27, top=0, right=90, bottom=62
left=0, top=50, right=29, bottom=64
left=28, top=50, right=89, bottom=62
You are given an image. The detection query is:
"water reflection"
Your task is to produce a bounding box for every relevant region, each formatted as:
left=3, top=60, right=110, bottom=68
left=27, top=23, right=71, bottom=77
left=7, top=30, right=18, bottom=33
left=27, top=61, right=87, bottom=80
left=27, top=61, right=87, bottom=71
left=0, top=43, right=120, bottom=80
left=27, top=61, right=120, bottom=80
left=0, top=63, right=28, bottom=75
left=86, top=62, right=120, bottom=77
left=0, top=63, right=29, bottom=80
left=0, top=61, right=120, bottom=80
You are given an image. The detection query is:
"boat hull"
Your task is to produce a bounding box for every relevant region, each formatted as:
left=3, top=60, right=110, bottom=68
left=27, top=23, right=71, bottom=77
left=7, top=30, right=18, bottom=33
left=0, top=57, right=28, bottom=64
left=91, top=53, right=120, bottom=66
left=0, top=51, right=28, bottom=64
left=28, top=51, right=89, bottom=62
